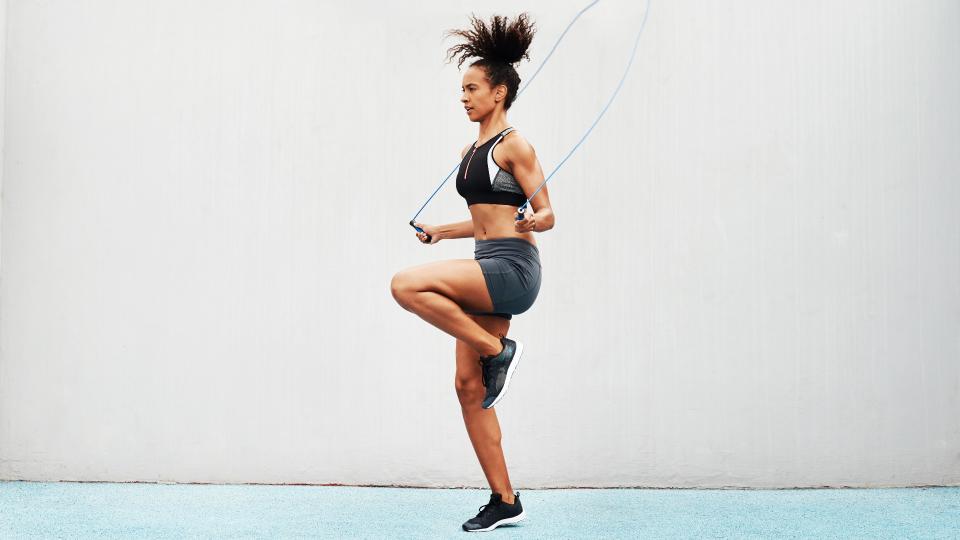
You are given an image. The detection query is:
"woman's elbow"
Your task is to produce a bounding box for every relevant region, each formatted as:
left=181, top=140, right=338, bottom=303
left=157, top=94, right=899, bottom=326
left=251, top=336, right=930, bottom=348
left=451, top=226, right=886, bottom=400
left=539, top=208, right=556, bottom=232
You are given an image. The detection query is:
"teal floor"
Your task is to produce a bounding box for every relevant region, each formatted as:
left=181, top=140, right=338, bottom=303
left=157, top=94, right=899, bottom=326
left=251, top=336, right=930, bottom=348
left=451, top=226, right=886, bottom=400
left=1, top=482, right=957, bottom=538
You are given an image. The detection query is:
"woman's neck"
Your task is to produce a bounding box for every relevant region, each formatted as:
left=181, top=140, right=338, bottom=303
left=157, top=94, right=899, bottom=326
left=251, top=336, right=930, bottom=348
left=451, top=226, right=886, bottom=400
left=477, top=114, right=510, bottom=145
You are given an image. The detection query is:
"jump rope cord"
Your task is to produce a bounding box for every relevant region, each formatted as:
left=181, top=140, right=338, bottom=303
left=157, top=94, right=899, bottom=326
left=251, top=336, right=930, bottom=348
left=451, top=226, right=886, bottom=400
left=409, top=0, right=651, bottom=232
left=517, top=0, right=652, bottom=216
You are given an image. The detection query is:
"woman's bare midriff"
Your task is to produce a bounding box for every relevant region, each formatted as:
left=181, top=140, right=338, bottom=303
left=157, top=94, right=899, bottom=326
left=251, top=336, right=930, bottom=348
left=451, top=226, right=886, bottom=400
left=469, top=203, right=537, bottom=247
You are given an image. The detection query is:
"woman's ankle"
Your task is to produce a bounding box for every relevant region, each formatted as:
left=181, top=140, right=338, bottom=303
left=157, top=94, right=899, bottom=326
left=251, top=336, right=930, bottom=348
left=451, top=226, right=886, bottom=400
left=480, top=337, right=505, bottom=359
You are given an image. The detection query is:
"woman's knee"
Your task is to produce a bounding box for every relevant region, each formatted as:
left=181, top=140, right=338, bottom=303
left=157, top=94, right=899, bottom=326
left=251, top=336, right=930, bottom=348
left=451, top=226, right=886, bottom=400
left=455, top=376, right=484, bottom=404
left=390, top=271, right=419, bottom=308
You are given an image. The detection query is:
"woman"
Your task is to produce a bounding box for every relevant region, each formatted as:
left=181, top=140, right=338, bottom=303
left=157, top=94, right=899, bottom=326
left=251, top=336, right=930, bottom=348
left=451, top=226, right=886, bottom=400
left=389, top=12, right=555, bottom=533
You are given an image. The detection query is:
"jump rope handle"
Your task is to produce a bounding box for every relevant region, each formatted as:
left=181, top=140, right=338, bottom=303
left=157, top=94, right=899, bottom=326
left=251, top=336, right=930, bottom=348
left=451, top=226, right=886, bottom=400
left=409, top=220, right=431, bottom=244
left=516, top=205, right=528, bottom=222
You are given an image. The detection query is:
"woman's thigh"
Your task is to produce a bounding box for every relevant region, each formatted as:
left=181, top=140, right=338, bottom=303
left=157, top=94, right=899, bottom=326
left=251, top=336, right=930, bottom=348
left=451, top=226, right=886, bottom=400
left=396, top=259, right=495, bottom=314
left=455, top=314, right=511, bottom=385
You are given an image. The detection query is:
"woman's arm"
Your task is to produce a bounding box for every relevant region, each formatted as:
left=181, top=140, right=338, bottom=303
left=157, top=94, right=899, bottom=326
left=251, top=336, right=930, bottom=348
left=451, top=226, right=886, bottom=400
left=505, top=136, right=556, bottom=233
left=525, top=207, right=555, bottom=232
left=436, top=219, right=475, bottom=240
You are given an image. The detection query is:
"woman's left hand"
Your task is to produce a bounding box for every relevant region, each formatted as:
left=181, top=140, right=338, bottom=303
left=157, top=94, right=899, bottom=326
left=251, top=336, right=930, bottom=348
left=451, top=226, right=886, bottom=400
left=515, top=211, right=537, bottom=233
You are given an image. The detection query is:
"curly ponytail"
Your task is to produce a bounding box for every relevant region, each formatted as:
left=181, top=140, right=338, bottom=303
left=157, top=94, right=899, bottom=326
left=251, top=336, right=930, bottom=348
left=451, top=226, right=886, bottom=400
left=443, top=12, right=537, bottom=111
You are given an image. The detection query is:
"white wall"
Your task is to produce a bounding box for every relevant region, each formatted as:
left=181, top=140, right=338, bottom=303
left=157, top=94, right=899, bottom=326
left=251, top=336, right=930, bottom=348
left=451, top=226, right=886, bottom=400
left=1, top=0, right=958, bottom=488
left=0, top=0, right=5, bottom=324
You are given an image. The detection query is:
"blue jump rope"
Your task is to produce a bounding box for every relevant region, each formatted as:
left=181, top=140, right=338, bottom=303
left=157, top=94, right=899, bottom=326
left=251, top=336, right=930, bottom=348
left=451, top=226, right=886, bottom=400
left=410, top=0, right=652, bottom=242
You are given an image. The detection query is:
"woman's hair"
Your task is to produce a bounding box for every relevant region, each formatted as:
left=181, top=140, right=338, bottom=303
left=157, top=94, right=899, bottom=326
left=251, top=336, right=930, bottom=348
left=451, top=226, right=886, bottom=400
left=443, top=13, right=536, bottom=111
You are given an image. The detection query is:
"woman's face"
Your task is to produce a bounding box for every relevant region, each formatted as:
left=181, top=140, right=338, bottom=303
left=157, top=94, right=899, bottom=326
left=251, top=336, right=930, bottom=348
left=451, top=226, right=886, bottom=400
left=461, top=66, right=505, bottom=121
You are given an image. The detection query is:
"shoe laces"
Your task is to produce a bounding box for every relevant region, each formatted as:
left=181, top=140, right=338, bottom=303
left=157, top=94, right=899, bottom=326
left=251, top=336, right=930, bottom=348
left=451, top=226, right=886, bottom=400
left=478, top=339, right=505, bottom=385
left=478, top=358, right=491, bottom=388
left=475, top=496, right=501, bottom=518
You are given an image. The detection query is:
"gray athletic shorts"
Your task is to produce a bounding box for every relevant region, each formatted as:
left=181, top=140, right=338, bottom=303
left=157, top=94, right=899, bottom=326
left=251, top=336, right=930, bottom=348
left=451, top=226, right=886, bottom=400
left=466, top=237, right=542, bottom=321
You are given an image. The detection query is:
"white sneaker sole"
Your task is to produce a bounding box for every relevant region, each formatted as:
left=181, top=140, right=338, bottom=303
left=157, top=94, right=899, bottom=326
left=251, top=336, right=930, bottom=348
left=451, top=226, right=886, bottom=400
left=466, top=509, right=527, bottom=532
left=484, top=340, right=523, bottom=409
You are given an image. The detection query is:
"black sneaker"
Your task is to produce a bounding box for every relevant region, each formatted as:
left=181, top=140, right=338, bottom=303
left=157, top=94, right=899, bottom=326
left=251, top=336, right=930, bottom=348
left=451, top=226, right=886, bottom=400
left=462, top=491, right=526, bottom=532
left=478, top=337, right=524, bottom=409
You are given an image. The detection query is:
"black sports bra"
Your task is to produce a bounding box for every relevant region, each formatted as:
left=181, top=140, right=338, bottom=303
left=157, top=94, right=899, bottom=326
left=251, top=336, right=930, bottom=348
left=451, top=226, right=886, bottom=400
left=456, top=127, right=527, bottom=207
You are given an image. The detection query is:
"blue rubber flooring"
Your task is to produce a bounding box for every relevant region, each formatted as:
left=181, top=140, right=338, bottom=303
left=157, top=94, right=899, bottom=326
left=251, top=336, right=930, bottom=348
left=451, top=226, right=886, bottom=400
left=1, top=481, right=957, bottom=538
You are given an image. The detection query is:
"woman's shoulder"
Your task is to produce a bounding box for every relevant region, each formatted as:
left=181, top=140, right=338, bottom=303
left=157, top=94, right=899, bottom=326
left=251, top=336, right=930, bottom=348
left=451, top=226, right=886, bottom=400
left=499, top=129, right=536, bottom=166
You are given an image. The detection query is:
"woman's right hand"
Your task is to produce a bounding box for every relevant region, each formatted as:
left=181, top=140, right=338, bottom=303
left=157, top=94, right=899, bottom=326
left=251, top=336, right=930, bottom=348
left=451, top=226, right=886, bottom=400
left=413, top=222, right=441, bottom=245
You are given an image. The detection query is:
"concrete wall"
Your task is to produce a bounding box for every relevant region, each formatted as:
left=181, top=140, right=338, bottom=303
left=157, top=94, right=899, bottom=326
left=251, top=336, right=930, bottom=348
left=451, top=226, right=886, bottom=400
left=1, top=0, right=958, bottom=488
